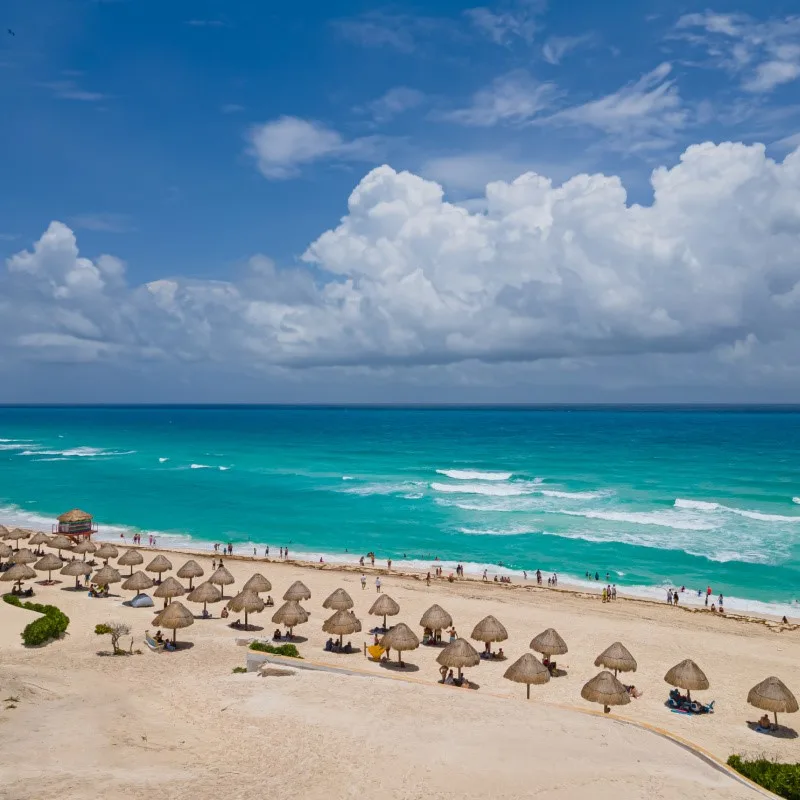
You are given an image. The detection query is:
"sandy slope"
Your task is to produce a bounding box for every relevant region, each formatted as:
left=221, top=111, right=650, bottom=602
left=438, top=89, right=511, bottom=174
left=1, top=547, right=796, bottom=799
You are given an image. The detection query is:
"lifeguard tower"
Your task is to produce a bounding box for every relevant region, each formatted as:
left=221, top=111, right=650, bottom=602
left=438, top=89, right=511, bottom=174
left=52, top=508, right=98, bottom=543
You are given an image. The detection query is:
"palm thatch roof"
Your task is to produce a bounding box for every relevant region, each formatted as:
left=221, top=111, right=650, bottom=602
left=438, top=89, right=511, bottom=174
left=10, top=548, right=37, bottom=565
left=0, top=524, right=8, bottom=538
left=747, top=677, right=798, bottom=715
left=381, top=623, right=420, bottom=653
left=242, top=573, right=272, bottom=594
left=664, top=659, right=709, bottom=691
left=92, top=564, right=122, bottom=585
left=209, top=565, right=235, bottom=586
left=9, top=528, right=30, bottom=541
left=322, top=587, right=354, bottom=611
left=177, top=559, right=205, bottom=579
left=34, top=553, right=63, bottom=573
left=530, top=628, right=568, bottom=656
left=369, top=594, right=400, bottom=617
left=153, top=576, right=186, bottom=600
left=272, top=600, right=309, bottom=629
left=0, top=563, right=36, bottom=583
left=436, top=638, right=480, bottom=670
left=581, top=671, right=631, bottom=712
left=504, top=654, right=550, bottom=698
left=58, top=508, right=92, bottom=523
left=72, top=540, right=97, bottom=556
left=118, top=549, right=144, bottom=567
left=283, top=580, right=311, bottom=601
left=595, top=642, right=637, bottom=674
left=187, top=581, right=222, bottom=604
left=146, top=554, right=172, bottom=573
left=0, top=543, right=13, bottom=558
left=348, top=610, right=362, bottom=632
left=323, top=609, right=361, bottom=637
left=28, top=531, right=51, bottom=546
left=471, top=615, right=508, bottom=643
left=49, top=535, right=74, bottom=552
left=227, top=590, right=265, bottom=614
left=61, top=560, right=91, bottom=577
left=94, top=543, right=119, bottom=561
left=420, top=604, right=452, bottom=631
left=122, top=570, right=154, bottom=592
left=152, top=600, right=194, bottom=642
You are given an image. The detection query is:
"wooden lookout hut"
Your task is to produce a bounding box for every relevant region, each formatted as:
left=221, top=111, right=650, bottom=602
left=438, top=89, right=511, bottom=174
left=53, top=509, right=97, bottom=543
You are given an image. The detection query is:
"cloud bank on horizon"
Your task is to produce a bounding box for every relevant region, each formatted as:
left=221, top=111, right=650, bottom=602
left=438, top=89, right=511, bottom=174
left=4, top=142, right=800, bottom=379
left=2, top=0, right=800, bottom=400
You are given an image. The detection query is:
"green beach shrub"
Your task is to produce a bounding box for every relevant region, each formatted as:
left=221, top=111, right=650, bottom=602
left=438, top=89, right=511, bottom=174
left=232, top=666, right=248, bottom=673
left=727, top=755, right=800, bottom=800
left=249, top=641, right=301, bottom=658
left=3, top=593, right=70, bottom=647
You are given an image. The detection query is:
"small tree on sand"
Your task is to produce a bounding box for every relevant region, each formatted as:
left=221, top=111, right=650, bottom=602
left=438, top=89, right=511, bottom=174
left=95, top=622, right=132, bottom=655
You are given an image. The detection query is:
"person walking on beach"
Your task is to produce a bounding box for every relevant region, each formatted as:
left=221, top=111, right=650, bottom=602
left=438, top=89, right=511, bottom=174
left=375, top=576, right=382, bottom=593
left=361, top=574, right=366, bottom=590
left=387, top=559, right=392, bottom=570
left=482, top=569, right=488, bottom=582
left=667, top=588, right=673, bottom=604
left=602, top=587, right=607, bottom=603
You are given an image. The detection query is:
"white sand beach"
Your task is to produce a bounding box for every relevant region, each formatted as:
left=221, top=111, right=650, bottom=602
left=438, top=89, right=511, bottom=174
left=1, top=546, right=797, bottom=800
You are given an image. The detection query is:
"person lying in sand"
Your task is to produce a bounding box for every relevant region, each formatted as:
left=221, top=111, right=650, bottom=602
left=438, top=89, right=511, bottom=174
left=625, top=685, right=643, bottom=699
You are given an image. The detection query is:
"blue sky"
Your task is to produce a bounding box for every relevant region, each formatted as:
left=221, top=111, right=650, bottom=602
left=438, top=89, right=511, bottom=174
left=1, top=0, right=800, bottom=402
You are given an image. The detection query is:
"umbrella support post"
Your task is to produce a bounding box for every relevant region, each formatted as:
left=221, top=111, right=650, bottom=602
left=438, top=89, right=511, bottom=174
left=526, top=685, right=530, bottom=700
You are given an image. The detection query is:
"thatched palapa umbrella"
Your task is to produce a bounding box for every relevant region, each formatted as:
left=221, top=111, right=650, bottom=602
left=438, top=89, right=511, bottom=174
left=92, top=564, right=121, bottom=588
left=437, top=637, right=480, bottom=681
left=322, top=609, right=360, bottom=648
left=152, top=600, right=194, bottom=645
left=504, top=653, right=550, bottom=699
left=10, top=548, right=37, bottom=566
left=72, top=540, right=97, bottom=561
left=122, top=570, right=154, bottom=598
left=146, top=554, right=172, bottom=583
left=747, top=677, right=798, bottom=730
left=322, top=587, right=353, bottom=611
left=471, top=615, right=508, bottom=654
left=664, top=659, right=709, bottom=702
left=95, top=543, right=119, bottom=564
left=0, top=542, right=12, bottom=563
left=0, top=524, right=8, bottom=540
left=381, top=623, right=420, bottom=667
left=118, top=549, right=144, bottom=576
left=530, top=628, right=568, bottom=657
left=49, top=534, right=74, bottom=557
left=186, top=581, right=222, bottom=616
left=227, top=590, right=265, bottom=629
left=349, top=610, right=362, bottom=632
left=242, top=572, right=272, bottom=594
left=595, top=642, right=637, bottom=677
left=1, top=563, right=36, bottom=591
left=209, top=565, right=235, bottom=598
left=420, top=604, right=452, bottom=633
left=177, top=559, right=205, bottom=589
left=28, top=531, right=50, bottom=554
left=154, top=576, right=186, bottom=608
left=369, top=594, right=400, bottom=630
left=34, top=553, right=63, bottom=582
left=582, top=671, right=631, bottom=714
left=272, top=599, right=308, bottom=636
left=61, top=559, right=91, bottom=589
left=283, top=580, right=311, bottom=601
left=8, top=528, right=31, bottom=547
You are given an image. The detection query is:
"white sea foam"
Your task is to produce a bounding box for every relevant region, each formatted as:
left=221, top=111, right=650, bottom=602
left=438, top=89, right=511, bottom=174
left=794, top=497, right=800, bottom=505
left=431, top=481, right=535, bottom=497
left=457, top=524, right=533, bottom=536
left=20, top=446, right=134, bottom=458
left=159, top=457, right=169, bottom=463
left=342, top=476, right=354, bottom=481
left=190, top=463, right=213, bottom=469
left=540, top=489, right=610, bottom=500
left=674, top=498, right=800, bottom=523
left=560, top=508, right=718, bottom=531
left=436, top=469, right=512, bottom=481
left=342, top=481, right=423, bottom=497
left=219, top=466, right=230, bottom=471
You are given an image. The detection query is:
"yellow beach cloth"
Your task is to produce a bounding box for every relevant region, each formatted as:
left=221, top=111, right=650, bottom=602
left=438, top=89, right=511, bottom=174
left=368, top=644, right=385, bottom=661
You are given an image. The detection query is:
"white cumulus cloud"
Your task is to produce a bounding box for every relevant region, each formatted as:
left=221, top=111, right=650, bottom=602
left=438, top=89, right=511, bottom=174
left=3, top=142, right=800, bottom=383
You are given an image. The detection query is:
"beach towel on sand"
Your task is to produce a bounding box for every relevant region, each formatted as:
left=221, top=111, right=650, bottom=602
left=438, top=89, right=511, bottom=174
left=368, top=644, right=385, bottom=661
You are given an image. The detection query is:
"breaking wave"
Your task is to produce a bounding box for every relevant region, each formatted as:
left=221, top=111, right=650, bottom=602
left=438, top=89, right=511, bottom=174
left=436, top=469, right=512, bottom=481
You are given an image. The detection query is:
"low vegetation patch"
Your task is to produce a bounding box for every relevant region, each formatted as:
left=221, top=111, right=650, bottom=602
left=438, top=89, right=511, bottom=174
left=249, top=641, right=302, bottom=658
left=727, top=755, right=800, bottom=800
left=232, top=666, right=248, bottom=674
left=3, top=594, right=70, bottom=647
left=95, top=622, right=132, bottom=655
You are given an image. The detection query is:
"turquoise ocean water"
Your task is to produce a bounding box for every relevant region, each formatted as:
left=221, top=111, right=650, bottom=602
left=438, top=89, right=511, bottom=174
left=1, top=406, right=799, bottom=615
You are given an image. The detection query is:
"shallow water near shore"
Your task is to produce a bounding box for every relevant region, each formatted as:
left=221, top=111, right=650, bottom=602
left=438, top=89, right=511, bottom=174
left=1, top=405, right=799, bottom=615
